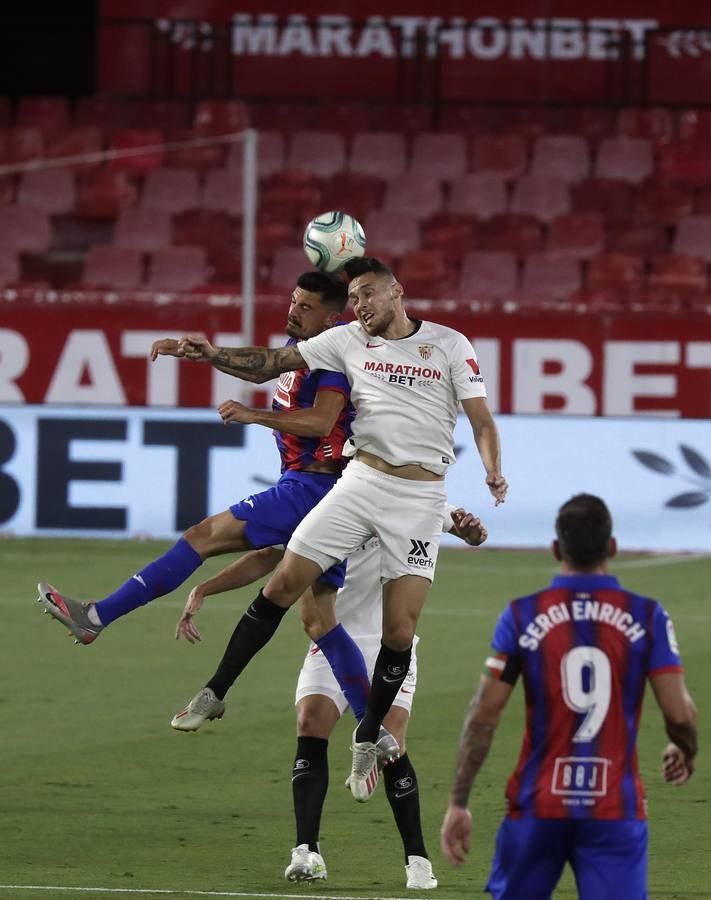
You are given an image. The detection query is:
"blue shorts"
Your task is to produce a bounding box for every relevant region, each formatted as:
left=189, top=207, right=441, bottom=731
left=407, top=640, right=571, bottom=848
left=230, top=470, right=347, bottom=589
left=486, top=817, right=648, bottom=900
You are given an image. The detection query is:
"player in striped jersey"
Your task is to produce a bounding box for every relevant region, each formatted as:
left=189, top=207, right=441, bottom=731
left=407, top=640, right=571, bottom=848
left=441, top=494, right=698, bottom=900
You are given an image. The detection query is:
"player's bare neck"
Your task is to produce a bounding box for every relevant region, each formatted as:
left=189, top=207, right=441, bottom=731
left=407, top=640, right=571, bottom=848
left=383, top=315, right=421, bottom=341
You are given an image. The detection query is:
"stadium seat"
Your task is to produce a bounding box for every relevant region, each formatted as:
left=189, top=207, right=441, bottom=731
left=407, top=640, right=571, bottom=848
left=317, top=101, right=372, bottom=136
left=383, top=174, right=443, bottom=220
left=74, top=168, right=138, bottom=219
left=552, top=107, right=614, bottom=148
left=503, top=107, right=551, bottom=147
left=0, top=207, right=51, bottom=252
left=45, top=127, right=104, bottom=168
left=192, top=99, right=251, bottom=134
left=678, top=108, right=711, bottom=143
left=673, top=214, right=711, bottom=261
left=446, top=173, right=507, bottom=222
left=114, top=208, right=172, bottom=251
left=146, top=246, right=210, bottom=291
left=607, top=223, right=669, bottom=259
left=173, top=209, right=234, bottom=251
left=226, top=130, right=285, bottom=179
left=594, top=137, right=653, bottom=183
left=571, top=178, right=634, bottom=223
left=166, top=128, right=227, bottom=169
left=255, top=219, right=301, bottom=264
left=546, top=213, right=604, bottom=260
left=250, top=100, right=312, bottom=134
left=458, top=250, right=518, bottom=301
left=131, top=100, right=191, bottom=131
left=518, top=253, right=581, bottom=302
left=420, top=212, right=481, bottom=264
left=510, top=176, right=570, bottom=223
left=616, top=107, right=675, bottom=147
left=482, top=214, right=544, bottom=254
left=141, top=167, right=200, bottom=214
left=81, top=245, right=144, bottom=289
left=635, top=184, right=694, bottom=226
left=363, top=210, right=420, bottom=257
left=17, top=96, right=70, bottom=136
left=17, top=169, right=75, bottom=214
left=287, top=131, right=346, bottom=178
left=0, top=127, right=43, bottom=166
left=471, top=134, right=527, bottom=180
left=109, top=129, right=165, bottom=175
left=75, top=98, right=141, bottom=132
left=410, top=133, right=468, bottom=181
left=371, top=102, right=433, bottom=134
left=438, top=104, right=490, bottom=137
left=260, top=171, right=323, bottom=221
left=530, top=136, right=590, bottom=183
left=0, top=248, right=19, bottom=286
left=647, top=254, right=707, bottom=297
left=208, top=248, right=243, bottom=285
left=201, top=169, right=244, bottom=215
left=587, top=252, right=644, bottom=291
left=319, top=172, right=384, bottom=224
left=655, top=141, right=711, bottom=188
left=270, top=246, right=313, bottom=290
left=397, top=249, right=452, bottom=298
left=349, top=132, right=406, bottom=179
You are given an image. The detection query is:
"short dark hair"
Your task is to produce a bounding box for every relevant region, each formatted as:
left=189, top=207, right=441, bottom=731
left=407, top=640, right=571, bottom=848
left=555, top=494, right=612, bottom=568
left=297, top=270, right=348, bottom=312
left=344, top=256, right=398, bottom=282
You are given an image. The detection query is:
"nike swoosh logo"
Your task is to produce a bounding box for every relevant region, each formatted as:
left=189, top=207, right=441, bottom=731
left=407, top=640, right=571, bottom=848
left=394, top=789, right=416, bottom=798
left=383, top=675, right=404, bottom=684
left=245, top=605, right=258, bottom=621
left=400, top=688, right=413, bottom=694
left=132, top=574, right=146, bottom=587
left=366, top=342, right=384, bottom=348
left=244, top=498, right=254, bottom=507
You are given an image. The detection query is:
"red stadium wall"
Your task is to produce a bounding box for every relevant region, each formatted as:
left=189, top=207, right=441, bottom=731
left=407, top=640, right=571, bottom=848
left=3, top=293, right=710, bottom=416
left=99, top=1, right=711, bottom=103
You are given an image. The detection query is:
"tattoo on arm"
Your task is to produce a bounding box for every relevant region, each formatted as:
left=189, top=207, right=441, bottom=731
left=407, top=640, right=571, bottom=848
left=450, top=688, right=497, bottom=807
left=212, top=345, right=305, bottom=382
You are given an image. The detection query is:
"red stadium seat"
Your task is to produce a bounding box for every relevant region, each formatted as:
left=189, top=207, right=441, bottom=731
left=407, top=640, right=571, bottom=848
left=616, top=107, right=674, bottom=147
left=17, top=96, right=70, bottom=136
left=75, top=98, right=140, bottom=133
left=503, top=107, right=551, bottom=147
left=173, top=209, right=234, bottom=251
left=471, top=134, right=527, bottom=180
left=0, top=127, right=43, bottom=166
left=251, top=100, right=312, bottom=134
left=287, top=131, right=346, bottom=179
left=270, top=246, right=313, bottom=290
left=673, top=214, right=711, bottom=262
left=647, top=254, right=707, bottom=296
left=364, top=210, right=420, bottom=257
left=0, top=207, right=51, bottom=252
left=458, top=250, right=518, bottom=301
left=227, top=131, right=286, bottom=179
left=397, top=249, right=453, bottom=298
left=511, top=176, right=570, bottom=223
left=132, top=100, right=190, bottom=131
left=81, top=245, right=144, bottom=289
left=551, top=107, right=614, bottom=148
left=110, top=129, right=165, bottom=175
left=319, top=172, right=384, bottom=225
left=192, top=100, right=250, bottom=135
left=0, top=248, right=19, bottom=286
left=438, top=104, right=490, bottom=137
left=420, top=212, right=481, bottom=264
left=587, top=252, right=644, bottom=291
left=383, top=174, right=443, bottom=220
left=255, top=219, right=301, bottom=264
left=482, top=214, right=544, bottom=254
left=446, top=173, right=507, bottom=222
left=530, top=136, right=590, bottom=184
left=655, top=141, right=711, bottom=188
left=607, top=223, right=669, bottom=259
left=371, top=103, right=432, bottom=135
left=410, top=133, right=468, bottom=182
left=317, top=101, right=372, bottom=137
left=635, top=184, right=694, bottom=226
left=146, top=246, right=210, bottom=291
left=594, top=138, right=653, bottom=184
left=114, top=208, right=172, bottom=251
left=74, top=168, right=138, bottom=219
left=46, top=127, right=104, bottom=168
left=260, top=171, right=323, bottom=221
left=17, top=169, right=75, bottom=214
left=546, top=213, right=604, bottom=260
left=166, top=128, right=227, bottom=169
left=678, top=108, right=711, bottom=143
left=519, top=253, right=581, bottom=302
left=142, top=167, right=200, bottom=214
left=350, top=132, right=407, bottom=179
left=571, top=178, right=634, bottom=223
left=201, top=169, right=244, bottom=215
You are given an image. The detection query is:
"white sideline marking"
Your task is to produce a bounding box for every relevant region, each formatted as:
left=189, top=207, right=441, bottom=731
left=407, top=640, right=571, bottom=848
left=0, top=887, right=430, bottom=900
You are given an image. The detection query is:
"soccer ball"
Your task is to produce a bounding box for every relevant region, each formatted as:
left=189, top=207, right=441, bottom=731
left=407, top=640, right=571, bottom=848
left=303, top=211, right=366, bottom=273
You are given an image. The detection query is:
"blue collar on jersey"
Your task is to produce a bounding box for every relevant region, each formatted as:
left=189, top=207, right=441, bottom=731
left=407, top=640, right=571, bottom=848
left=549, top=573, right=621, bottom=591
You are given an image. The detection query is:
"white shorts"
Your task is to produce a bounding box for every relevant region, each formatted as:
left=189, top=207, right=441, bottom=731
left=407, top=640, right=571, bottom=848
left=295, top=634, right=419, bottom=716
left=288, top=460, right=447, bottom=583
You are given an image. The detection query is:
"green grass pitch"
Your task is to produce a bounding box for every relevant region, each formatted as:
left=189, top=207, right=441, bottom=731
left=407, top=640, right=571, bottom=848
left=2, top=539, right=709, bottom=899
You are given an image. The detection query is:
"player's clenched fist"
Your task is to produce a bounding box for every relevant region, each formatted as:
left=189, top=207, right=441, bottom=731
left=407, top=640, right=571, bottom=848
left=179, top=334, right=219, bottom=361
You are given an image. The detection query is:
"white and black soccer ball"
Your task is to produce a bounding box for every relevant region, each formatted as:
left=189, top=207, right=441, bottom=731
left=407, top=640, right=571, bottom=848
left=303, top=210, right=366, bottom=273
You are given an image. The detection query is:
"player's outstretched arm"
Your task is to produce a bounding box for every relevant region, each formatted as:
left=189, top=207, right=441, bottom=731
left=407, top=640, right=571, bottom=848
left=650, top=672, right=698, bottom=783
left=176, top=547, right=283, bottom=642
left=460, top=397, right=508, bottom=506
left=178, top=336, right=306, bottom=383
left=218, top=388, right=346, bottom=437
left=441, top=673, right=513, bottom=865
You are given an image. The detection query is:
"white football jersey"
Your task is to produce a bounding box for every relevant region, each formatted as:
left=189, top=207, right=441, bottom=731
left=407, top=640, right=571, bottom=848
left=298, top=319, right=487, bottom=475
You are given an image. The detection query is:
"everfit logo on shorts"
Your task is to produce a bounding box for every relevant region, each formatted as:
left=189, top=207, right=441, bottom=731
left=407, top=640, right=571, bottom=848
left=408, top=539, right=434, bottom=568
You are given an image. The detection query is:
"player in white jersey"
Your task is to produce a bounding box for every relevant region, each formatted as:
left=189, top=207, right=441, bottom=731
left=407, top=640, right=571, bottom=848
left=172, top=504, right=487, bottom=889
left=156, top=256, right=507, bottom=802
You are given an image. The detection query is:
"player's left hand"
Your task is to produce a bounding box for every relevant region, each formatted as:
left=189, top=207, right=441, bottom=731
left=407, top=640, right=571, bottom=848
left=175, top=586, right=206, bottom=643
left=486, top=472, right=508, bottom=506
left=662, top=742, right=694, bottom=785
left=440, top=803, right=472, bottom=866
left=150, top=338, right=185, bottom=361
left=218, top=399, right=255, bottom=425
left=450, top=509, right=488, bottom=546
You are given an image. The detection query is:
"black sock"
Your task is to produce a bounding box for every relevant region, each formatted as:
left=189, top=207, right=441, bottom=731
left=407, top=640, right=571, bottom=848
left=206, top=590, right=287, bottom=700
left=383, top=753, right=427, bottom=861
left=355, top=642, right=411, bottom=743
left=292, top=736, right=329, bottom=852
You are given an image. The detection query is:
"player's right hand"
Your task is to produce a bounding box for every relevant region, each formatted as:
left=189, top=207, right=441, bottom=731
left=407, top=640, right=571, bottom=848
left=486, top=472, right=508, bottom=505
left=175, top=586, right=207, bottom=643
left=440, top=803, right=472, bottom=866
left=662, top=742, right=694, bottom=785
left=178, top=333, right=218, bottom=361
left=150, top=338, right=185, bottom=361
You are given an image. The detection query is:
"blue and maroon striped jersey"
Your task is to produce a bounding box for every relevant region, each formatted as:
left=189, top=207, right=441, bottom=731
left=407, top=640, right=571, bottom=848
left=271, top=337, right=354, bottom=473
left=491, top=573, right=683, bottom=821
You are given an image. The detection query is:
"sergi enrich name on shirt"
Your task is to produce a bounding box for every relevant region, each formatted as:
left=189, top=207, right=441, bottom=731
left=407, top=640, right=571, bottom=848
left=519, top=597, right=647, bottom=651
